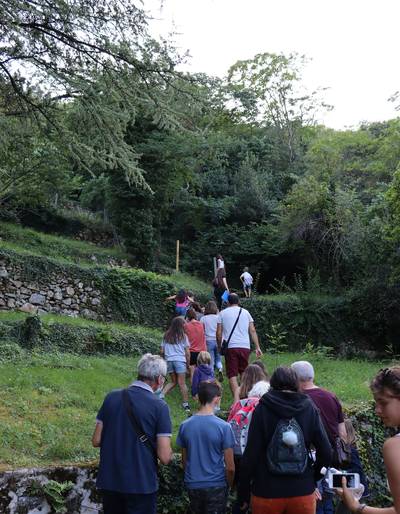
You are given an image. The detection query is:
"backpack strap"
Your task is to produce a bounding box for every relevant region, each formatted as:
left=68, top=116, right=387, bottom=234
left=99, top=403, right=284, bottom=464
left=226, top=308, right=242, bottom=346
left=122, top=388, right=158, bottom=466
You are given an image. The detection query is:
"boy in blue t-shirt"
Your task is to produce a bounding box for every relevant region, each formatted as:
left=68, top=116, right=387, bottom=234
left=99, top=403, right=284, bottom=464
left=177, top=381, right=235, bottom=514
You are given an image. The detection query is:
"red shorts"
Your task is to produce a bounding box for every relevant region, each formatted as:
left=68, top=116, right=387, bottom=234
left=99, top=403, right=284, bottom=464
left=225, top=348, right=250, bottom=379
left=251, top=493, right=316, bottom=514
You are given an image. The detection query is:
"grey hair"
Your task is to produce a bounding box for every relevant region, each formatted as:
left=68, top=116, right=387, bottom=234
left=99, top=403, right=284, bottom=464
left=248, top=380, right=270, bottom=398
left=291, top=361, right=315, bottom=381
left=137, top=353, right=167, bottom=382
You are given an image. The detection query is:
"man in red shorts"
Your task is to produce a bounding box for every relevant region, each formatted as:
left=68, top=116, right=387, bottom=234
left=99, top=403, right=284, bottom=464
left=217, top=293, right=262, bottom=402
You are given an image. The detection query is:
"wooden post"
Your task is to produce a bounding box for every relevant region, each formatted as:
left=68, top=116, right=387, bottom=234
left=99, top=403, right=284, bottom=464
left=176, top=240, right=180, bottom=272
left=213, top=257, right=217, bottom=277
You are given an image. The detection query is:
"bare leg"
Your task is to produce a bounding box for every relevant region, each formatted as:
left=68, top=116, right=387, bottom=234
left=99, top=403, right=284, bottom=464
left=189, top=365, right=196, bottom=383
left=163, top=372, right=177, bottom=395
left=177, top=373, right=189, bottom=403
left=229, top=376, right=240, bottom=403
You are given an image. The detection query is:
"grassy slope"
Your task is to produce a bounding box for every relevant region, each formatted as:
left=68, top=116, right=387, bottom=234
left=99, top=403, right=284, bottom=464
left=0, top=350, right=392, bottom=470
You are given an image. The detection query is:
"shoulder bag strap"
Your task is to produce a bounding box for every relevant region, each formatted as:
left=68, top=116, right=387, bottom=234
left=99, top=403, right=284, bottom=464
left=227, top=308, right=242, bottom=345
left=122, top=388, right=158, bottom=465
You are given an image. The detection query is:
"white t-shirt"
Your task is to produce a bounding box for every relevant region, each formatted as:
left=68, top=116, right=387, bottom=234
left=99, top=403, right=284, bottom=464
left=217, top=258, right=225, bottom=269
left=162, top=337, right=189, bottom=362
left=218, top=306, right=254, bottom=349
left=240, top=271, right=253, bottom=286
left=201, top=314, right=219, bottom=341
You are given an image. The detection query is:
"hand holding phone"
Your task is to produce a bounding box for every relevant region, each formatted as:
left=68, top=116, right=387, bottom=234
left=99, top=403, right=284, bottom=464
left=328, top=472, right=360, bottom=489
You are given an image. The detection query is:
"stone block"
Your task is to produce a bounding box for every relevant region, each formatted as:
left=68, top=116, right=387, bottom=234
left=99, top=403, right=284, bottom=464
left=29, top=293, right=46, bottom=305
left=0, top=268, right=8, bottom=278
left=63, top=298, right=72, bottom=306
left=66, top=286, right=75, bottom=296
left=91, top=297, right=101, bottom=306
left=7, top=298, right=15, bottom=308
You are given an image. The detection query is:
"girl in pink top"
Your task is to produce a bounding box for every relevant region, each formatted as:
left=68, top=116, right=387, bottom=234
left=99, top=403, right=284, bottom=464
left=166, top=288, right=194, bottom=317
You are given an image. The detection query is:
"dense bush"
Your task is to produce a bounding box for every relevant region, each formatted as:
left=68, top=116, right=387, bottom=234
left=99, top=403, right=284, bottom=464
left=243, top=294, right=352, bottom=351
left=1, top=315, right=162, bottom=356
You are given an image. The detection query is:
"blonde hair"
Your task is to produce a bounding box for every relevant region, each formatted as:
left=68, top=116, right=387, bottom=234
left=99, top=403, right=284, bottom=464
left=197, top=351, right=211, bottom=365
left=344, top=418, right=356, bottom=446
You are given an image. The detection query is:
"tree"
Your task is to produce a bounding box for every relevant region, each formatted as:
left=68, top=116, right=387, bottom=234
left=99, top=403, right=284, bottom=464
left=227, top=52, right=331, bottom=162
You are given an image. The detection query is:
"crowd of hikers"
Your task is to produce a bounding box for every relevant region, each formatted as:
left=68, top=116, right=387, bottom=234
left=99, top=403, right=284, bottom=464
left=92, top=257, right=400, bottom=514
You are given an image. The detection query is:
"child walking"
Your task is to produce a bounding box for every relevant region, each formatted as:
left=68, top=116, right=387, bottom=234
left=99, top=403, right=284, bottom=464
left=191, top=351, right=215, bottom=398
left=160, top=316, right=191, bottom=413
left=201, top=300, right=224, bottom=381
left=166, top=288, right=194, bottom=317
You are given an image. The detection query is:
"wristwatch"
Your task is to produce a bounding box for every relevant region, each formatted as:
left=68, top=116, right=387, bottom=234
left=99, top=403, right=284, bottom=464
left=356, top=505, right=367, bottom=513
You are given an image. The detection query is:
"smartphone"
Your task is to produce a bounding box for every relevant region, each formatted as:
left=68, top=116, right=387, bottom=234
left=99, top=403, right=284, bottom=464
left=328, top=472, right=360, bottom=489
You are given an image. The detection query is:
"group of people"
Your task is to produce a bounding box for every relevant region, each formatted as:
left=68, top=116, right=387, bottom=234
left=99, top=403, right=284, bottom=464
left=213, top=254, right=254, bottom=309
left=91, top=265, right=400, bottom=514
left=92, top=350, right=400, bottom=514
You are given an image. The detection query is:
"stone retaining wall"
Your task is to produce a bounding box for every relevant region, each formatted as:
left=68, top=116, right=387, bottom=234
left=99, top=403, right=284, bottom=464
left=0, top=260, right=105, bottom=321
left=0, top=465, right=100, bottom=514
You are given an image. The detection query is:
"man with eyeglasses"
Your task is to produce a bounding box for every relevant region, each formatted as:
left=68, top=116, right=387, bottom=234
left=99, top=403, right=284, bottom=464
left=92, top=353, right=173, bottom=514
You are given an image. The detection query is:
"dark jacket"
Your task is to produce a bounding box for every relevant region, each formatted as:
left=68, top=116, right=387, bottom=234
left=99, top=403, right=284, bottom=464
left=191, top=364, right=215, bottom=397
left=238, top=390, right=332, bottom=503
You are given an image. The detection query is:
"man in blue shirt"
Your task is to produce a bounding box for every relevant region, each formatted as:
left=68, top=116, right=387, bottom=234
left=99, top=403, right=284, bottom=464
left=92, top=354, right=172, bottom=514
left=177, top=381, right=235, bottom=513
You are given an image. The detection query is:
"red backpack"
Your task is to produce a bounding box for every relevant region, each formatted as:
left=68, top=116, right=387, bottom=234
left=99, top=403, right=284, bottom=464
left=228, top=398, right=260, bottom=456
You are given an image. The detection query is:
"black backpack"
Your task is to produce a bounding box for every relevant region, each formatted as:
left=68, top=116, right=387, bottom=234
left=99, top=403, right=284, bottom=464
left=266, top=417, right=308, bottom=475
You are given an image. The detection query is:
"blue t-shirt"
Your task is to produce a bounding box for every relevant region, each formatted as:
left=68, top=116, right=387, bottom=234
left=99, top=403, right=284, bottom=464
left=177, top=414, right=235, bottom=489
left=96, top=382, right=172, bottom=494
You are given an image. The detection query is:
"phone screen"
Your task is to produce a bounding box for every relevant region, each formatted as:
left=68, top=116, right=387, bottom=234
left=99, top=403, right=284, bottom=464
left=332, top=474, right=356, bottom=488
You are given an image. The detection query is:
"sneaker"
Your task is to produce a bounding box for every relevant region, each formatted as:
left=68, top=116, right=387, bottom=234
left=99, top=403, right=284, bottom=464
left=218, top=369, right=224, bottom=382
left=182, top=402, right=191, bottom=414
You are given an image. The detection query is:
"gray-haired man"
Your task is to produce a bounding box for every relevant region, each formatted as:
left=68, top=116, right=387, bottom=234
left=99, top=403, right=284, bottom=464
left=92, top=353, right=172, bottom=514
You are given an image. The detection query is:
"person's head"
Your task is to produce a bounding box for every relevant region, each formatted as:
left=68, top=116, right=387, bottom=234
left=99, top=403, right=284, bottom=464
left=204, top=300, right=218, bottom=315
left=176, top=288, right=187, bottom=303
left=270, top=366, right=299, bottom=392
left=186, top=308, right=197, bottom=321
left=137, top=353, right=167, bottom=392
left=370, top=367, right=400, bottom=427
left=344, top=418, right=356, bottom=446
left=216, top=254, right=223, bottom=261
left=228, top=293, right=240, bottom=306
left=191, top=302, right=203, bottom=313
left=164, top=316, right=186, bottom=344
left=239, top=364, right=267, bottom=399
left=252, top=359, right=269, bottom=379
left=291, top=361, right=315, bottom=388
left=243, top=266, right=249, bottom=272
left=198, top=380, right=221, bottom=408
left=248, top=380, right=270, bottom=398
left=197, top=351, right=211, bottom=366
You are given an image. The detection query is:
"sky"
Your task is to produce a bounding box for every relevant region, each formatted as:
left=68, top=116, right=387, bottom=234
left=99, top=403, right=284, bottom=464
left=145, top=0, right=400, bottom=129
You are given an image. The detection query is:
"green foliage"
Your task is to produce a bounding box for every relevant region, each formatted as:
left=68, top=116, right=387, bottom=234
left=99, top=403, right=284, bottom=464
left=0, top=341, right=25, bottom=362
left=158, top=456, right=189, bottom=513
left=29, top=480, right=74, bottom=514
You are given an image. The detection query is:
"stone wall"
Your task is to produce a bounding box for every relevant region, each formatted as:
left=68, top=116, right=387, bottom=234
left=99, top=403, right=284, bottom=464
left=0, top=465, right=100, bottom=514
left=0, top=260, right=105, bottom=321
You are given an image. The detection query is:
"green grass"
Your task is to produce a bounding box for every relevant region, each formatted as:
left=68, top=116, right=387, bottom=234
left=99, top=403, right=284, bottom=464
left=0, top=350, right=393, bottom=470
left=166, top=271, right=211, bottom=297
left=0, top=221, right=128, bottom=266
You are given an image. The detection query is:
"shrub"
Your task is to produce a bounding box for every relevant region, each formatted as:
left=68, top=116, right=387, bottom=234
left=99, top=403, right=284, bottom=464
left=0, top=341, right=25, bottom=362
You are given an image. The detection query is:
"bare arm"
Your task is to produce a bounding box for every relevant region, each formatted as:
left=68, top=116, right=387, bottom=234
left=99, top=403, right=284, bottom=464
left=249, top=322, right=262, bottom=357
left=222, top=277, right=229, bottom=291
left=160, top=346, right=164, bottom=358
left=338, top=422, right=347, bottom=441
left=224, top=447, right=235, bottom=488
left=185, top=347, right=190, bottom=368
left=181, top=448, right=187, bottom=470
left=165, top=295, right=176, bottom=301
left=216, top=322, right=222, bottom=348
left=157, top=436, right=173, bottom=465
left=92, top=422, right=102, bottom=447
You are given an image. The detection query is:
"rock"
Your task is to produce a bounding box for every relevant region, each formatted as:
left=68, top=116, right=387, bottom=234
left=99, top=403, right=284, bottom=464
left=47, top=290, right=54, bottom=299
left=7, top=298, right=15, bottom=308
left=91, top=297, right=101, bottom=306
left=0, top=298, right=6, bottom=307
left=71, top=303, right=79, bottom=310
left=29, top=293, right=46, bottom=305
left=19, top=302, right=37, bottom=314
left=12, top=280, right=22, bottom=288
left=82, top=309, right=98, bottom=320
left=5, top=292, right=16, bottom=298
left=78, top=282, right=83, bottom=289
left=63, top=298, right=72, bottom=306
left=37, top=308, right=48, bottom=315
left=20, top=287, right=30, bottom=294
left=66, top=286, right=75, bottom=296
left=0, top=268, right=8, bottom=278
left=54, top=292, right=63, bottom=301
left=85, top=287, right=93, bottom=292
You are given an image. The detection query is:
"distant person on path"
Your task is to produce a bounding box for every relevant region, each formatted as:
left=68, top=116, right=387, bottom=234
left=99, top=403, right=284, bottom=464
left=213, top=267, right=229, bottom=310
left=201, top=300, right=224, bottom=381
left=238, top=366, right=332, bottom=514
left=240, top=267, right=254, bottom=298
left=292, top=360, right=347, bottom=514
left=216, top=254, right=225, bottom=271
left=191, top=351, right=215, bottom=398
left=166, top=288, right=194, bottom=317
left=216, top=293, right=262, bottom=402
left=160, top=317, right=191, bottom=413
left=185, top=308, right=207, bottom=381
left=92, top=354, right=172, bottom=514
left=177, top=381, right=235, bottom=514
